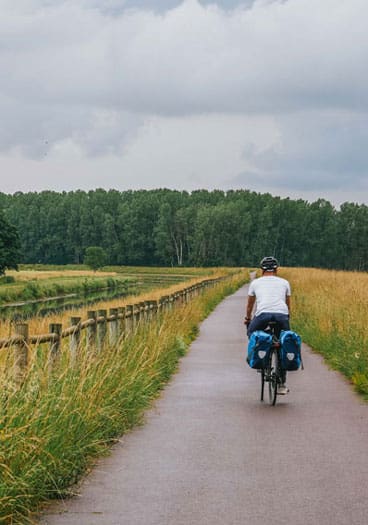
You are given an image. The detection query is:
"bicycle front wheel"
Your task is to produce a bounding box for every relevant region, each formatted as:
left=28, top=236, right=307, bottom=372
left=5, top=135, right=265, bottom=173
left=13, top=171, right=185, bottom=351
left=268, top=350, right=278, bottom=406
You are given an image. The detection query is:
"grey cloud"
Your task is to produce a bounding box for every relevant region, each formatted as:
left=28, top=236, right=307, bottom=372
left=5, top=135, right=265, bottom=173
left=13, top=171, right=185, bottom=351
left=229, top=111, right=368, bottom=192
left=3, top=0, right=368, bottom=117
left=12, top=0, right=256, bottom=13
left=0, top=0, right=367, bottom=204
left=0, top=94, right=142, bottom=158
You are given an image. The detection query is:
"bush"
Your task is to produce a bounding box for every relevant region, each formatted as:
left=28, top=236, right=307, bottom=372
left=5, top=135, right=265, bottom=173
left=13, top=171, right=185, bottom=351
left=22, top=281, right=42, bottom=300
left=84, top=247, right=107, bottom=272
left=0, top=276, right=15, bottom=285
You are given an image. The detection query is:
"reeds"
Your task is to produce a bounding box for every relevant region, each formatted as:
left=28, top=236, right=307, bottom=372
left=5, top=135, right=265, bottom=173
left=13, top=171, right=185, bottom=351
left=0, top=272, right=247, bottom=524
left=0, top=274, right=132, bottom=305
left=0, top=271, right=231, bottom=340
left=281, top=268, right=368, bottom=397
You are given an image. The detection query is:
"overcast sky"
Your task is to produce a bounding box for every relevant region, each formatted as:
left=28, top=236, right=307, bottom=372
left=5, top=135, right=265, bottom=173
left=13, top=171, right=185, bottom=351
left=1, top=0, right=367, bottom=205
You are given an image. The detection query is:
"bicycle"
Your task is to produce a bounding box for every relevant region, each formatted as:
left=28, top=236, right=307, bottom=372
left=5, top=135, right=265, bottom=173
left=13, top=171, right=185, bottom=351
left=259, top=322, right=285, bottom=406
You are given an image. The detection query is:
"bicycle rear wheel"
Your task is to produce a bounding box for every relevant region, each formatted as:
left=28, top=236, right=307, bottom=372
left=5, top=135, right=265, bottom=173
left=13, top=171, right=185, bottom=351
left=268, top=350, right=278, bottom=406
left=260, top=369, right=265, bottom=401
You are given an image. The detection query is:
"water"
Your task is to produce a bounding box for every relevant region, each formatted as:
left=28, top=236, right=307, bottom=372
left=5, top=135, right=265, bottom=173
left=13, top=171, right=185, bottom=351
left=0, top=286, right=138, bottom=322
left=0, top=274, right=190, bottom=322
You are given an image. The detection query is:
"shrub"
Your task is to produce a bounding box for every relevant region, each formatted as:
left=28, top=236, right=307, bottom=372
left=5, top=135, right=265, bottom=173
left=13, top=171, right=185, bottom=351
left=0, top=276, right=15, bottom=285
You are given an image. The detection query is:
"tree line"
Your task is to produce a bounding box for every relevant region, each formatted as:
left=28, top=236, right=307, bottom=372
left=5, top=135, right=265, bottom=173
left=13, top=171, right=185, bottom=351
left=0, top=189, right=367, bottom=270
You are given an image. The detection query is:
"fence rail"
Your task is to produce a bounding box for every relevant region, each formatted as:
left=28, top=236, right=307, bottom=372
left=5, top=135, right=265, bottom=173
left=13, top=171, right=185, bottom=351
left=1, top=277, right=225, bottom=381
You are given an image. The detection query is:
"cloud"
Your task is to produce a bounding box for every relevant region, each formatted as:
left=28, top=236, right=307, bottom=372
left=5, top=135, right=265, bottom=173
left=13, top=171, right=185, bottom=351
left=228, top=110, right=368, bottom=200
left=0, top=0, right=367, bottom=203
left=3, top=0, right=368, bottom=116
left=245, top=111, right=368, bottom=180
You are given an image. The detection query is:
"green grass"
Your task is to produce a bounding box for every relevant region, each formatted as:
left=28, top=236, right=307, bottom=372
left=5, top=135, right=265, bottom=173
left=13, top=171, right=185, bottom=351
left=0, top=273, right=247, bottom=524
left=18, top=264, right=224, bottom=275
left=0, top=276, right=133, bottom=305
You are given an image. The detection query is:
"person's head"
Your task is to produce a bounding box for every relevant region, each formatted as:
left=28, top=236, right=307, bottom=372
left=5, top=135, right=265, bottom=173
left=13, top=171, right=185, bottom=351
left=260, top=256, right=279, bottom=275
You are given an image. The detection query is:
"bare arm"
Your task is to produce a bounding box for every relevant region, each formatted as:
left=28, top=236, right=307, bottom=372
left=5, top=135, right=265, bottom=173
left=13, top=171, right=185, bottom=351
left=286, top=295, right=291, bottom=317
left=245, top=295, right=256, bottom=322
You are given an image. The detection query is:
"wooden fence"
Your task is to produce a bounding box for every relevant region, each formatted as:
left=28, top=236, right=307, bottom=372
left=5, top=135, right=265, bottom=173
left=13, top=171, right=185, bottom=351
left=0, top=277, right=224, bottom=381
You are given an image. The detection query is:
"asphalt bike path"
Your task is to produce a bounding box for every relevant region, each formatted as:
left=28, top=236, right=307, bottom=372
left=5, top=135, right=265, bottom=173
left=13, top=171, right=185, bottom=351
left=41, top=285, right=368, bottom=525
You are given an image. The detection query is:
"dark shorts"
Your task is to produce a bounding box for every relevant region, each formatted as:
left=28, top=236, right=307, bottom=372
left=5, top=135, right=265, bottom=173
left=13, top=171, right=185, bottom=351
left=247, top=312, right=290, bottom=338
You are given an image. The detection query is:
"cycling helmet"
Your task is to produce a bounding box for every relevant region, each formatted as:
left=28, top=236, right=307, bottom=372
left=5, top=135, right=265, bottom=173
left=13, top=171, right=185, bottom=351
left=260, top=256, right=279, bottom=271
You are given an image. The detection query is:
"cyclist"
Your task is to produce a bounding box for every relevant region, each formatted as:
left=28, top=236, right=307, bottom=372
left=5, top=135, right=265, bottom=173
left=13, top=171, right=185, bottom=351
left=245, top=256, right=291, bottom=394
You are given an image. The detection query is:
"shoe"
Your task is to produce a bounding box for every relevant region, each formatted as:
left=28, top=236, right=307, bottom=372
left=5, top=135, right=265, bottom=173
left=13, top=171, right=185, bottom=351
left=278, top=384, right=289, bottom=395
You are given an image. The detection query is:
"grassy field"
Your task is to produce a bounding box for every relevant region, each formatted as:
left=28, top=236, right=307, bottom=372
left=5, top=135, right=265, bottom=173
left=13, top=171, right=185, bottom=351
left=0, top=265, right=226, bottom=306
left=0, top=266, right=239, bottom=339
left=0, top=271, right=133, bottom=305
left=281, top=267, right=368, bottom=398
left=18, top=264, right=216, bottom=276
left=0, top=271, right=247, bottom=524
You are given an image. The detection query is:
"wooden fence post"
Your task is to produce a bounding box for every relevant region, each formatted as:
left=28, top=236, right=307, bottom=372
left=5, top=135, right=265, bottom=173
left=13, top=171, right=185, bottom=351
left=97, top=309, right=107, bottom=351
left=168, top=294, right=173, bottom=310
left=86, top=311, right=97, bottom=350
left=117, top=306, right=126, bottom=340
left=151, top=300, right=158, bottom=318
left=131, top=304, right=137, bottom=330
left=134, top=302, right=144, bottom=329
left=141, top=302, right=147, bottom=325
left=109, top=308, right=119, bottom=346
left=49, top=323, right=62, bottom=370
left=125, top=305, right=133, bottom=335
left=158, top=297, right=164, bottom=314
left=14, top=323, right=29, bottom=384
left=144, top=301, right=151, bottom=322
left=70, top=317, right=81, bottom=364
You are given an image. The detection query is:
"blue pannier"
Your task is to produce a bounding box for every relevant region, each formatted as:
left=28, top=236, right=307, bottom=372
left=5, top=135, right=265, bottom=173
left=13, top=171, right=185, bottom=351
left=247, top=330, right=273, bottom=369
left=280, top=330, right=302, bottom=371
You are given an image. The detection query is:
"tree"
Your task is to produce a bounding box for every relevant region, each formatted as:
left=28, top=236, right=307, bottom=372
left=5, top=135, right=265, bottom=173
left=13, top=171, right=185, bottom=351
left=0, top=209, right=20, bottom=275
left=84, top=246, right=107, bottom=271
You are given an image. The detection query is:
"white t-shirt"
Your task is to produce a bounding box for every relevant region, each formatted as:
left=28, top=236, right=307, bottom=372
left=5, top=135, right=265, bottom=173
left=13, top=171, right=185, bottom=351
left=248, top=276, right=291, bottom=316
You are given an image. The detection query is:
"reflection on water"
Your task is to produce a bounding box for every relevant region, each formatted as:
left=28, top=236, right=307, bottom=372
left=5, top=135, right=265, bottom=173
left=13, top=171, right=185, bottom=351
left=0, top=286, right=138, bottom=322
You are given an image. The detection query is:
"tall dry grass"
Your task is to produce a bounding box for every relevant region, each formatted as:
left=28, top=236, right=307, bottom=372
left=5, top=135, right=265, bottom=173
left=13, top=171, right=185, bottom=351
left=0, top=270, right=232, bottom=340
left=281, top=267, right=368, bottom=397
left=0, top=272, right=247, bottom=524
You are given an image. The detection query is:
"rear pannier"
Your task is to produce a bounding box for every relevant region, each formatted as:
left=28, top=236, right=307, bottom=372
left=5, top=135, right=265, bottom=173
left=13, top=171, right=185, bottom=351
left=247, top=330, right=273, bottom=369
left=280, top=330, right=302, bottom=371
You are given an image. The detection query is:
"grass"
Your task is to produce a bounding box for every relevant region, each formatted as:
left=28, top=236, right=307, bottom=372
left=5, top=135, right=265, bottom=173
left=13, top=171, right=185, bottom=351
left=0, top=274, right=133, bottom=305
left=0, top=268, right=238, bottom=339
left=0, top=272, right=248, bottom=524
left=281, top=267, right=368, bottom=398
left=18, top=264, right=221, bottom=276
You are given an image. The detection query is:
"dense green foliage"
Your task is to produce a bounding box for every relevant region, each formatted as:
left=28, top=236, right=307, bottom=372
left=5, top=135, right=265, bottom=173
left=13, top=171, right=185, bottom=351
left=1, top=189, right=367, bottom=269
left=0, top=208, right=20, bottom=275
left=84, top=246, right=108, bottom=271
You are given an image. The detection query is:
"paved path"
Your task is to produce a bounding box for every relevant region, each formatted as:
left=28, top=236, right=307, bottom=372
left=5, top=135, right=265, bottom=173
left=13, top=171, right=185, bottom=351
left=41, top=285, right=368, bottom=525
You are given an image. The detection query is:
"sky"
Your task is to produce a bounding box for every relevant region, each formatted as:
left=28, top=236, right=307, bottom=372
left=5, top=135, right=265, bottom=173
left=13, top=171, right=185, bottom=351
left=0, top=0, right=367, bottom=205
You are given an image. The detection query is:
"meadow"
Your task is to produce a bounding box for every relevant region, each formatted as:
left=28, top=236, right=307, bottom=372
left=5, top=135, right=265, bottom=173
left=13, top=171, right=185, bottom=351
left=281, top=267, right=368, bottom=398
left=0, top=269, right=247, bottom=524
left=0, top=264, right=215, bottom=307
left=0, top=266, right=235, bottom=338
left=0, top=270, right=131, bottom=306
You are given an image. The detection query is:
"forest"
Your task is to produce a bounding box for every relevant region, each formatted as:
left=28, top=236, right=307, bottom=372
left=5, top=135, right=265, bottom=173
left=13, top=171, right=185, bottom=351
left=0, top=188, right=367, bottom=270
